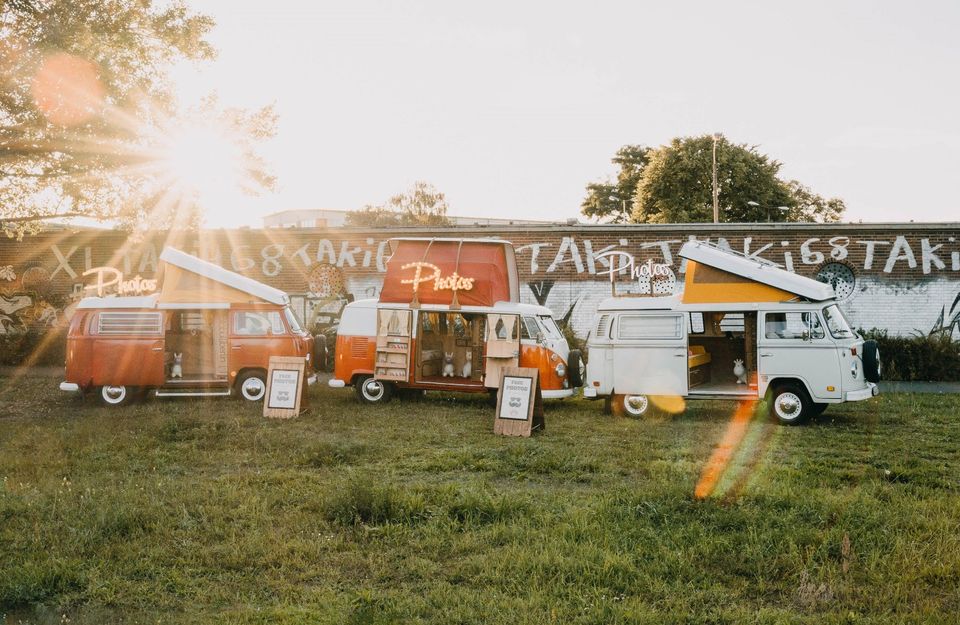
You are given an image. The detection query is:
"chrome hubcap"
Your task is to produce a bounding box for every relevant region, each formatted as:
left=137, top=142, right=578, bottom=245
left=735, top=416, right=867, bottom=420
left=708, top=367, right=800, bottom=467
left=241, top=377, right=265, bottom=400
left=102, top=386, right=126, bottom=404
left=775, top=392, right=802, bottom=420
left=624, top=395, right=649, bottom=416
left=362, top=379, right=385, bottom=401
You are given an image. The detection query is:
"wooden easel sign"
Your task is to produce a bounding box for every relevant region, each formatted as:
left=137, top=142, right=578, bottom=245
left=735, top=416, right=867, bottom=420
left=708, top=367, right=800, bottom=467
left=263, top=356, right=309, bottom=419
left=494, top=366, right=544, bottom=437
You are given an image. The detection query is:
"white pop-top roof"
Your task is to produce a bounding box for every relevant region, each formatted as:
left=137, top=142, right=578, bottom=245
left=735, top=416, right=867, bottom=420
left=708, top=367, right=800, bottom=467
left=345, top=298, right=554, bottom=317
left=679, top=241, right=835, bottom=302
left=159, top=247, right=289, bottom=306
left=595, top=295, right=830, bottom=313
left=77, top=295, right=160, bottom=310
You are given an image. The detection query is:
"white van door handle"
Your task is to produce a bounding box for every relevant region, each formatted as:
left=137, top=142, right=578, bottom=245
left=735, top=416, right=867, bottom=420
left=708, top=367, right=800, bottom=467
left=232, top=346, right=242, bottom=350
left=760, top=353, right=772, bottom=357
left=151, top=347, right=162, bottom=352
left=674, top=353, right=685, bottom=357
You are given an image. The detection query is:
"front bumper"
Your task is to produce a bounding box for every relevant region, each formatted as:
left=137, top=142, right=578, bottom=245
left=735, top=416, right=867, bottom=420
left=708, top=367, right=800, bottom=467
left=59, top=382, right=80, bottom=393
left=845, top=382, right=879, bottom=402
left=307, top=374, right=318, bottom=386
left=541, top=388, right=574, bottom=399
left=328, top=378, right=346, bottom=388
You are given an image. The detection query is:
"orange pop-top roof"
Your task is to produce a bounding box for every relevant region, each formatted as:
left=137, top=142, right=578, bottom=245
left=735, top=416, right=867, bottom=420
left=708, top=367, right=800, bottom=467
left=379, top=238, right=519, bottom=307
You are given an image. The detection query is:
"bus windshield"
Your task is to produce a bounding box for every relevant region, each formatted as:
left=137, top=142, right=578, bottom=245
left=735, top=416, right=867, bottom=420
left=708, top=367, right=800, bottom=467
left=823, top=304, right=856, bottom=339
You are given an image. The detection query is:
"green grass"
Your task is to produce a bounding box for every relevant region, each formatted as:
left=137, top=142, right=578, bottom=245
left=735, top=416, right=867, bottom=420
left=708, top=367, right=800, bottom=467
left=1, top=370, right=959, bottom=624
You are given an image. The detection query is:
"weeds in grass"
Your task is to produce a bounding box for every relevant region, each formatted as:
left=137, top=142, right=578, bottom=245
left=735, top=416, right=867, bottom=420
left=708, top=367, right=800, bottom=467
left=299, top=441, right=370, bottom=468
left=323, top=476, right=429, bottom=526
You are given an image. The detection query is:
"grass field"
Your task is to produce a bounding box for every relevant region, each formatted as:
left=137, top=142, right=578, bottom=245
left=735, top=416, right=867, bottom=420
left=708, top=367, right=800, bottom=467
left=1, top=370, right=959, bottom=624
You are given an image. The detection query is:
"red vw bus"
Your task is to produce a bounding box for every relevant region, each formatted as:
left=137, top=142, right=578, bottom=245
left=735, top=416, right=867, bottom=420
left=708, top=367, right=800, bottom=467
left=60, top=247, right=315, bottom=405
left=328, top=238, right=582, bottom=403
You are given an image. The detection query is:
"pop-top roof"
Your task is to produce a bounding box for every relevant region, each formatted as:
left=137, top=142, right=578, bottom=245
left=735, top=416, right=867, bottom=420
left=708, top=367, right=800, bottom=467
left=379, top=238, right=519, bottom=307
left=158, top=247, right=289, bottom=306
left=679, top=241, right=835, bottom=303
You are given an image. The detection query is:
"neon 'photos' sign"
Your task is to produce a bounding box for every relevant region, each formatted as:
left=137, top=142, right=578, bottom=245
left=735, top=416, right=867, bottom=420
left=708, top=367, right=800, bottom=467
left=400, top=262, right=475, bottom=295
left=595, top=251, right=676, bottom=296
left=83, top=267, right=158, bottom=297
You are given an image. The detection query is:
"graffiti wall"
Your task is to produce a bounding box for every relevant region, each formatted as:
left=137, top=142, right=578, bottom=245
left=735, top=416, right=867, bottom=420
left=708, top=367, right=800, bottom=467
left=1, top=223, right=958, bottom=342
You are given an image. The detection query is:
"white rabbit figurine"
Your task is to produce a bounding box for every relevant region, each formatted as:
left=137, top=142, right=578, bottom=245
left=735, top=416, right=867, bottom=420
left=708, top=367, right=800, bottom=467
left=442, top=352, right=455, bottom=377
left=461, top=351, right=472, bottom=378
left=171, top=352, right=183, bottom=379
left=733, top=359, right=746, bottom=384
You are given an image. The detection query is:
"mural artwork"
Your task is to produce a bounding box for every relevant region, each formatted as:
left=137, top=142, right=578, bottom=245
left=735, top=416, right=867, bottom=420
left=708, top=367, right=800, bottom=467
left=1, top=226, right=958, bottom=342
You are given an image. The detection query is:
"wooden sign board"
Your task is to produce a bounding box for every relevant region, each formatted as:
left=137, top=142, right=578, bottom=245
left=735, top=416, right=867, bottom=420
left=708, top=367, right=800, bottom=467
left=494, top=366, right=544, bottom=437
left=263, top=356, right=309, bottom=419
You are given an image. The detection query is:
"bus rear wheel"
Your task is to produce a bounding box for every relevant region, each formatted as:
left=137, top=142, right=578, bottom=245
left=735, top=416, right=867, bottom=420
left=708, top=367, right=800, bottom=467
left=611, top=394, right=655, bottom=418
left=355, top=375, right=393, bottom=404
left=98, top=385, right=134, bottom=407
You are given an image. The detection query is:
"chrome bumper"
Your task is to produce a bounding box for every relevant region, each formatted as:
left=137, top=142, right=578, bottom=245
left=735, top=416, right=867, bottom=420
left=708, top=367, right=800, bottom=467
left=328, top=378, right=346, bottom=388
left=541, top=388, right=574, bottom=399
left=845, top=383, right=879, bottom=402
left=307, top=374, right=318, bottom=386
left=59, top=382, right=80, bottom=393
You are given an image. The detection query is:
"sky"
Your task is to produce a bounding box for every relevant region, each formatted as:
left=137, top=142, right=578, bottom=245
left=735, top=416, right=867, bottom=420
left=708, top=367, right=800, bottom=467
left=170, top=0, right=960, bottom=228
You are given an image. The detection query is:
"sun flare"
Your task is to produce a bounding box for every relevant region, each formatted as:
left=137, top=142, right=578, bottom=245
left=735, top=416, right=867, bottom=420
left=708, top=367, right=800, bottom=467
left=159, top=124, right=245, bottom=206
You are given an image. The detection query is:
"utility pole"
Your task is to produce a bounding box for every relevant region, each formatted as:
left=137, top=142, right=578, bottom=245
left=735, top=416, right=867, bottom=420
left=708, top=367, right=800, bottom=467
left=712, top=133, right=719, bottom=223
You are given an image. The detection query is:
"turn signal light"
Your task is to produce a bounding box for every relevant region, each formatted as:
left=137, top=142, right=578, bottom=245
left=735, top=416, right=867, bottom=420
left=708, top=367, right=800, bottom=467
left=827, top=385, right=835, bottom=392
left=593, top=381, right=600, bottom=387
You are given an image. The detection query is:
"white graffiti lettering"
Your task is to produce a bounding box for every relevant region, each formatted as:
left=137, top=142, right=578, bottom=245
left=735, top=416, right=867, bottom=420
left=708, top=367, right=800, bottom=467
left=884, top=236, right=917, bottom=273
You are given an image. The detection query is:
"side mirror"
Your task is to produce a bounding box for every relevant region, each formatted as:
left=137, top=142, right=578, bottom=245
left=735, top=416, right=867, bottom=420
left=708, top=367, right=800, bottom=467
left=535, top=331, right=545, bottom=344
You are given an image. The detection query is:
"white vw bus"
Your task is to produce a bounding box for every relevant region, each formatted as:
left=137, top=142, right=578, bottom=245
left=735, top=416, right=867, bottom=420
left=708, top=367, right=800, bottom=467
left=583, top=241, right=880, bottom=424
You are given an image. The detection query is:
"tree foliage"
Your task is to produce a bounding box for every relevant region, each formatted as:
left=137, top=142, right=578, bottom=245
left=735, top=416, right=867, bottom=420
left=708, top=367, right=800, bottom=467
left=580, top=145, right=650, bottom=223
left=0, top=0, right=274, bottom=235
left=345, top=181, right=452, bottom=228
left=582, top=135, right=844, bottom=224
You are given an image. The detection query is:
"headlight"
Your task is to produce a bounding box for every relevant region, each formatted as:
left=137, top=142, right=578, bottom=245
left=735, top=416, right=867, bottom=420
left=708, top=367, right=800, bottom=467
left=850, top=361, right=858, bottom=378
left=555, top=363, right=566, bottom=378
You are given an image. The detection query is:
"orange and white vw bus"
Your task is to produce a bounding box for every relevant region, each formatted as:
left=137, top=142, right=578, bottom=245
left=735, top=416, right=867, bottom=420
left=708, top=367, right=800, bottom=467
left=60, top=247, right=315, bottom=406
left=328, top=238, right=582, bottom=403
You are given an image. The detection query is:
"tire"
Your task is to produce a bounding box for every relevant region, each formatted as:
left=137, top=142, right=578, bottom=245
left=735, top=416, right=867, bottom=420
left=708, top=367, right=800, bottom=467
left=236, top=370, right=267, bottom=402
left=354, top=375, right=393, bottom=404
left=486, top=388, right=499, bottom=408
left=768, top=383, right=812, bottom=425
left=611, top=393, right=654, bottom=418
left=862, top=340, right=881, bottom=383
left=98, top=385, right=135, bottom=407
left=567, top=350, right=583, bottom=388
left=312, top=334, right=328, bottom=372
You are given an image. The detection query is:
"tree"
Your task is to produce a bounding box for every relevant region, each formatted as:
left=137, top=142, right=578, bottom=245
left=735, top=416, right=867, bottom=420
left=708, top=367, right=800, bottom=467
left=581, top=135, right=844, bottom=224
left=783, top=179, right=845, bottom=223
left=0, top=0, right=274, bottom=236
left=580, top=144, right=650, bottom=223
left=345, top=181, right=452, bottom=228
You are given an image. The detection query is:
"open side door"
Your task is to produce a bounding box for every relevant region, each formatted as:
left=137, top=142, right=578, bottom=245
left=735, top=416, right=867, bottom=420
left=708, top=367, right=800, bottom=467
left=484, top=313, right=520, bottom=388
left=374, top=309, right=412, bottom=382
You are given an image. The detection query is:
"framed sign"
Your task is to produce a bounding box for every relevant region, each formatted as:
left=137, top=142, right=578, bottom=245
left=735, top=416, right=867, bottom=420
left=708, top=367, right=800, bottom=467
left=494, top=366, right=544, bottom=437
left=263, top=356, right=309, bottom=419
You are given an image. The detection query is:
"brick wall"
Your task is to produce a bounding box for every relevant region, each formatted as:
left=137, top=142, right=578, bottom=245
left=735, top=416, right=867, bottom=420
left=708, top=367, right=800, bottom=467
left=1, top=222, right=958, bottom=339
